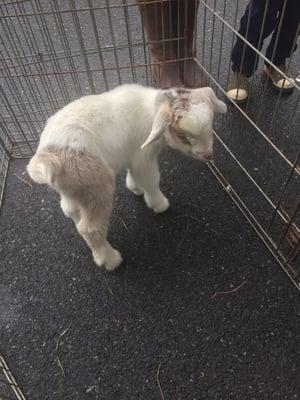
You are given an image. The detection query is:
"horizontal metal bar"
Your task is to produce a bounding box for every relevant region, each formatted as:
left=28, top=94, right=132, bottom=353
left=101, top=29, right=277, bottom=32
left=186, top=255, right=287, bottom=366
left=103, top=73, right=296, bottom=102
left=0, top=57, right=194, bottom=78
left=0, top=0, right=169, bottom=19
left=0, top=37, right=184, bottom=69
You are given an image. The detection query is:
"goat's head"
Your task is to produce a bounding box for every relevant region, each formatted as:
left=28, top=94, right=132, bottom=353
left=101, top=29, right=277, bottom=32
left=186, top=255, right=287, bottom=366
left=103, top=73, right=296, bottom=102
left=142, top=87, right=227, bottom=162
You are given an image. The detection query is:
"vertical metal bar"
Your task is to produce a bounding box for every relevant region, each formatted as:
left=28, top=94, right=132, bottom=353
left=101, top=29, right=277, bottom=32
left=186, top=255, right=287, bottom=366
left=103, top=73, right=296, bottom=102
left=183, top=0, right=188, bottom=81
left=68, top=0, right=96, bottom=93
left=177, top=0, right=181, bottom=75
left=0, top=86, right=34, bottom=154
left=160, top=0, right=166, bottom=88
left=0, top=48, right=43, bottom=142
left=236, top=0, right=254, bottom=102
left=168, top=0, right=173, bottom=60
left=244, top=0, right=270, bottom=113
left=201, top=0, right=207, bottom=69
left=33, top=0, right=71, bottom=104
left=208, top=0, right=217, bottom=79
left=235, top=0, right=270, bottom=199
left=192, top=0, right=198, bottom=87
left=16, top=1, right=61, bottom=109
left=255, top=0, right=288, bottom=124
left=0, top=56, right=41, bottom=152
left=0, top=32, right=46, bottom=127
left=216, top=0, right=227, bottom=86
left=51, top=0, right=83, bottom=97
left=225, top=0, right=240, bottom=88
left=153, top=0, right=159, bottom=87
left=139, top=1, right=150, bottom=86
left=1, top=4, right=48, bottom=123
left=14, top=3, right=59, bottom=108
left=0, top=122, right=13, bottom=155
left=222, top=0, right=240, bottom=152
left=122, top=0, right=137, bottom=83
left=0, top=69, right=37, bottom=148
left=193, top=0, right=198, bottom=58
left=87, top=0, right=109, bottom=91
left=105, top=0, right=122, bottom=85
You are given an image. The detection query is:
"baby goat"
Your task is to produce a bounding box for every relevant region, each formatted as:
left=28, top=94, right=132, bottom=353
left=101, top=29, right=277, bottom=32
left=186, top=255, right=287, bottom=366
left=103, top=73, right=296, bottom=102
left=27, top=84, right=227, bottom=271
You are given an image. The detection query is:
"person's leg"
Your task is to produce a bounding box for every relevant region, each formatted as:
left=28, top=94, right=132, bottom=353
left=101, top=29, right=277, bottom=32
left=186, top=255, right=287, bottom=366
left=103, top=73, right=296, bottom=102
left=176, top=0, right=207, bottom=88
left=266, top=0, right=300, bottom=66
left=227, top=0, right=281, bottom=103
left=231, top=0, right=280, bottom=77
left=264, top=0, right=299, bottom=92
left=138, top=0, right=182, bottom=88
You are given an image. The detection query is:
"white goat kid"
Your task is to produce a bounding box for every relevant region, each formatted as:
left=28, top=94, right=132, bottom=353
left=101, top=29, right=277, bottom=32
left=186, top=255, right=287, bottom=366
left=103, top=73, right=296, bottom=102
left=27, top=84, right=227, bottom=271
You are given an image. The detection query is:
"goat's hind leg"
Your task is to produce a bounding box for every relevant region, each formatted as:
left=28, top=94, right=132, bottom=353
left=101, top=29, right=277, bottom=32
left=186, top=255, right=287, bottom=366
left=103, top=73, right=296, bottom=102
left=60, top=196, right=80, bottom=224
left=59, top=149, right=122, bottom=271
left=75, top=179, right=122, bottom=271
left=77, top=214, right=122, bottom=271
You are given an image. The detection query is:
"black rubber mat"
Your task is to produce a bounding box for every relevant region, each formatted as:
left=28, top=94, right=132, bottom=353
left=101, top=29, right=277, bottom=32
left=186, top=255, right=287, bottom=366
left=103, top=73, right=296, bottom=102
left=1, top=155, right=299, bottom=400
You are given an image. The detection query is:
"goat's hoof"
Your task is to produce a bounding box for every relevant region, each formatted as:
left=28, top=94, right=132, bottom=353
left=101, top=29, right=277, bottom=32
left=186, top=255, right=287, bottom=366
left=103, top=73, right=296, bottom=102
left=153, top=197, right=170, bottom=213
left=93, top=249, right=123, bottom=271
left=145, top=195, right=170, bottom=214
left=106, top=249, right=123, bottom=271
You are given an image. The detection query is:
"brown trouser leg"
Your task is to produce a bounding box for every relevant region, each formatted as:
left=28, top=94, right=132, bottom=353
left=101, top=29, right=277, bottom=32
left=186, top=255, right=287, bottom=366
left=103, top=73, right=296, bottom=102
left=138, top=0, right=182, bottom=88
left=138, top=0, right=207, bottom=88
left=176, top=0, right=207, bottom=87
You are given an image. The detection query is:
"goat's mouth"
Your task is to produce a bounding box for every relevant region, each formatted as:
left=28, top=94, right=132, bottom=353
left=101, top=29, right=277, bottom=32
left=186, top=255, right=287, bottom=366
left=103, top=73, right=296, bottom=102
left=191, top=153, right=213, bottom=162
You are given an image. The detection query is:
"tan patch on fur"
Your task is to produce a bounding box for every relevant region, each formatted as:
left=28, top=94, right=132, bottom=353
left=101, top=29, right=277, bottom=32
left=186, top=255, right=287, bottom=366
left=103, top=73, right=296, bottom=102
left=30, top=146, right=116, bottom=255
left=164, top=89, right=192, bottom=117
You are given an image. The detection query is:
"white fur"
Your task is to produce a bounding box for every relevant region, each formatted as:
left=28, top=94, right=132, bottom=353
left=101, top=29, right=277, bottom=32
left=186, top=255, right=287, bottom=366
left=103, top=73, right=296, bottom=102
left=38, top=85, right=159, bottom=173
left=32, top=84, right=226, bottom=270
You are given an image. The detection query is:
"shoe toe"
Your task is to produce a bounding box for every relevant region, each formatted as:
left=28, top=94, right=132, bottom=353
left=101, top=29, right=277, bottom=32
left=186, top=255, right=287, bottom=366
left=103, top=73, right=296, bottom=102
left=274, top=78, right=295, bottom=90
left=226, top=88, right=248, bottom=102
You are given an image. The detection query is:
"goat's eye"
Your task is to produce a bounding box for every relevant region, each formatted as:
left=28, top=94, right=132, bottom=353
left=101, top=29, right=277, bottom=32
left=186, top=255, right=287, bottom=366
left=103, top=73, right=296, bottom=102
left=179, top=135, right=191, bottom=145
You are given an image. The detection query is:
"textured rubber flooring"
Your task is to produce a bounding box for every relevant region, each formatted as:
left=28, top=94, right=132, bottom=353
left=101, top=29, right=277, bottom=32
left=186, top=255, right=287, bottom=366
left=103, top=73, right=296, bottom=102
left=0, top=154, right=299, bottom=400
left=1, top=1, right=300, bottom=399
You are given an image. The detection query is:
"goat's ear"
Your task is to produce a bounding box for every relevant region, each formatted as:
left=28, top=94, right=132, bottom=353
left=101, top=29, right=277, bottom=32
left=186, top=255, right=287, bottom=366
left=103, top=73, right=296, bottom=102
left=141, top=102, right=172, bottom=149
left=201, top=87, right=227, bottom=114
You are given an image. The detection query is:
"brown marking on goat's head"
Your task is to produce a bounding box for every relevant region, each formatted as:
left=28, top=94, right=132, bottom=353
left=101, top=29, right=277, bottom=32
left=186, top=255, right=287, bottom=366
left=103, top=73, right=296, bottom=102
left=142, top=87, right=227, bottom=162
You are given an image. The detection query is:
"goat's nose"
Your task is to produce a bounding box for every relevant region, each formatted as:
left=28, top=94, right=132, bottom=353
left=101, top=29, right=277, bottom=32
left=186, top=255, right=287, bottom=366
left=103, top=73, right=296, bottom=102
left=202, top=150, right=213, bottom=161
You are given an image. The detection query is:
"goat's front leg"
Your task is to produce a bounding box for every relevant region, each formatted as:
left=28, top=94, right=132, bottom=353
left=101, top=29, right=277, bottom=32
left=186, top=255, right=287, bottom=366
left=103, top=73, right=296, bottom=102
left=126, top=169, right=144, bottom=195
left=128, top=158, right=169, bottom=213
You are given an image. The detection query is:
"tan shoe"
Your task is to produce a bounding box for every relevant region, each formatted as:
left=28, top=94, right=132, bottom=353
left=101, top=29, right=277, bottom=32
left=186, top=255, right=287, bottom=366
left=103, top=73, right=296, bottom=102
left=226, top=72, right=249, bottom=104
left=264, top=64, right=295, bottom=93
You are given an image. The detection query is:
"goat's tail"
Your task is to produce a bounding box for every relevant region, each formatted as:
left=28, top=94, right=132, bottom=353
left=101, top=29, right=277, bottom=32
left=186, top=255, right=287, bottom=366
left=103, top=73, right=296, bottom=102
left=27, top=151, right=62, bottom=186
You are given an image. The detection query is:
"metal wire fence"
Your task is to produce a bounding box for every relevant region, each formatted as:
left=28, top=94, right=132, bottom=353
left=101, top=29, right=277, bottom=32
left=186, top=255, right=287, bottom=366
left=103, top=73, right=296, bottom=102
left=0, top=354, right=26, bottom=400
left=0, top=0, right=299, bottom=287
